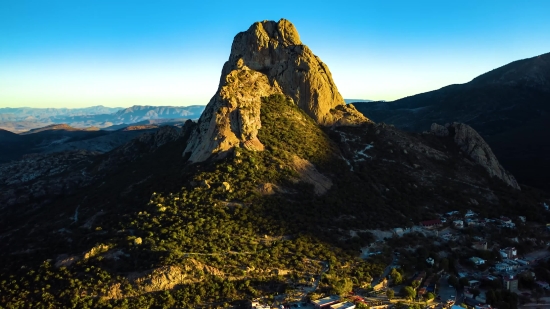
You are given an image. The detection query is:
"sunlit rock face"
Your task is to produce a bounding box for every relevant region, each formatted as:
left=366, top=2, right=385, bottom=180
left=184, top=19, right=368, bottom=162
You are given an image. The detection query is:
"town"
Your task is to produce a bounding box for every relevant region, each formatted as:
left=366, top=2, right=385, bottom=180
left=251, top=203, right=550, bottom=309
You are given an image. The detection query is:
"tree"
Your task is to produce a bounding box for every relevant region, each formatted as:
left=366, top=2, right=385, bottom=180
left=471, top=288, right=480, bottom=299
left=401, top=286, right=416, bottom=300
left=440, top=258, right=449, bottom=272
left=390, top=268, right=403, bottom=285
left=448, top=275, right=459, bottom=288
left=411, top=280, right=420, bottom=289
left=386, top=289, right=395, bottom=300
left=425, top=292, right=435, bottom=300
left=332, top=278, right=353, bottom=296
left=356, top=303, right=369, bottom=309
left=459, top=277, right=470, bottom=288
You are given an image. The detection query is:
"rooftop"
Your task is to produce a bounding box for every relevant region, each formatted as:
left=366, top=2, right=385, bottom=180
left=330, top=302, right=355, bottom=309
left=312, top=296, right=341, bottom=306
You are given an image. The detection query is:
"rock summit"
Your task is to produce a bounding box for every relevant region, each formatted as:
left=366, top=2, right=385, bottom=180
left=184, top=19, right=367, bottom=162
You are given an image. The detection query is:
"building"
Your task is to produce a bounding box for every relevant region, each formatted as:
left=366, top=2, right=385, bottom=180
left=330, top=302, right=355, bottom=309
left=495, top=263, right=513, bottom=272
left=465, top=210, right=476, bottom=217
left=426, top=257, right=434, bottom=266
left=503, top=275, right=518, bottom=292
left=500, top=247, right=518, bottom=260
left=421, top=219, right=443, bottom=229
left=453, top=220, right=464, bottom=228
left=472, top=241, right=488, bottom=251
left=500, top=216, right=512, bottom=223
left=312, top=296, right=341, bottom=309
left=470, top=257, right=486, bottom=265
left=393, top=227, right=404, bottom=236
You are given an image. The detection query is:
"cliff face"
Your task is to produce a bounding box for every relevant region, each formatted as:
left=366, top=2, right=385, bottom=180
left=431, top=122, right=520, bottom=190
left=184, top=19, right=367, bottom=162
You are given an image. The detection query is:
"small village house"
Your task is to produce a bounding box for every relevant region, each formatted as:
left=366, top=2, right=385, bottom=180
left=469, top=257, right=486, bottom=265
left=330, top=302, right=356, bottom=309
left=500, top=247, right=518, bottom=260
left=312, top=296, right=341, bottom=309
left=421, top=219, right=443, bottom=229
left=502, top=275, right=518, bottom=292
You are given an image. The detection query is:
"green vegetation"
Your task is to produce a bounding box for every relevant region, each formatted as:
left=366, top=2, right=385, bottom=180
left=0, top=94, right=387, bottom=308
left=400, top=286, right=416, bottom=300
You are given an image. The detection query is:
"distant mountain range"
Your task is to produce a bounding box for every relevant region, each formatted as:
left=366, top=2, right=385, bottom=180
left=0, top=105, right=205, bottom=132
left=344, top=99, right=373, bottom=104
left=354, top=52, right=550, bottom=190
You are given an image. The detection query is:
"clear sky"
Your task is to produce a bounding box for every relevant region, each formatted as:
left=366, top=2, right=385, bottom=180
left=1, top=0, right=550, bottom=108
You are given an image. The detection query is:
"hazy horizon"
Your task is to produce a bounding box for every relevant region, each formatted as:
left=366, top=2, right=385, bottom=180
left=2, top=0, right=550, bottom=108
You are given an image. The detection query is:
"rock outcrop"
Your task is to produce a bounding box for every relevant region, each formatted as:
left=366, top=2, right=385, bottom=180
left=431, top=122, right=520, bottom=189
left=184, top=19, right=368, bottom=162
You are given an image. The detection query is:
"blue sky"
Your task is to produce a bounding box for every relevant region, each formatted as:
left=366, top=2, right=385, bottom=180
left=1, top=0, right=550, bottom=108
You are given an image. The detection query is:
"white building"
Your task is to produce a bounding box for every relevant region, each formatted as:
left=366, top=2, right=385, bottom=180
left=470, top=257, right=486, bottom=265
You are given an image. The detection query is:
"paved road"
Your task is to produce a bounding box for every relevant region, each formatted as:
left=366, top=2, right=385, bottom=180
left=372, top=253, right=397, bottom=286
left=438, top=275, right=458, bottom=306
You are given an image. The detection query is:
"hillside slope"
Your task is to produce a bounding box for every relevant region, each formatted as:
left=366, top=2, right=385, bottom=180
left=354, top=52, right=550, bottom=190
left=0, top=19, right=548, bottom=309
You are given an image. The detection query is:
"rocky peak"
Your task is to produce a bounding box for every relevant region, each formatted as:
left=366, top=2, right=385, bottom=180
left=221, top=19, right=364, bottom=125
left=184, top=19, right=367, bottom=162
left=431, top=122, right=520, bottom=189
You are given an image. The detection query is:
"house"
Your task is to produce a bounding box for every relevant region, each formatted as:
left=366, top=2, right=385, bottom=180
left=468, top=280, right=480, bottom=288
left=503, top=275, right=518, bottom=292
left=421, top=219, right=443, bottom=229
left=447, top=211, right=459, bottom=216
left=470, top=257, right=486, bottom=265
left=472, top=241, right=488, bottom=251
left=313, top=296, right=341, bottom=309
left=426, top=257, right=434, bottom=266
left=500, top=247, right=518, bottom=260
left=544, top=202, right=549, bottom=211
left=495, top=263, right=513, bottom=272
left=465, top=210, right=476, bottom=217
left=330, top=302, right=356, bottom=309
left=417, top=287, right=427, bottom=296
left=393, top=227, right=404, bottom=236
left=453, top=220, right=464, bottom=228
left=500, top=216, right=512, bottom=223
left=518, top=216, right=526, bottom=223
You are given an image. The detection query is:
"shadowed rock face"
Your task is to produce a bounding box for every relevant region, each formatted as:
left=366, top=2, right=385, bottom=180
left=431, top=122, right=520, bottom=190
left=184, top=19, right=367, bottom=162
